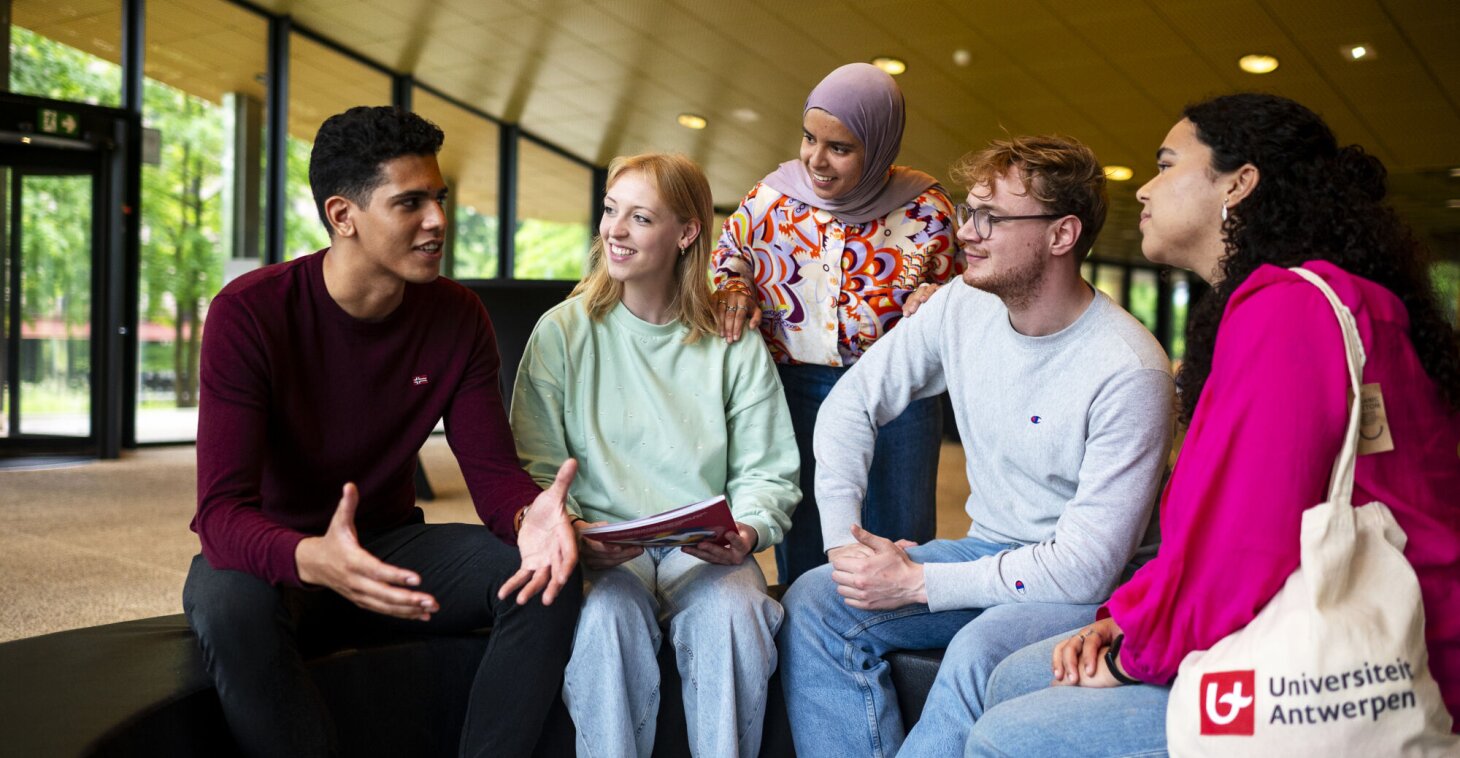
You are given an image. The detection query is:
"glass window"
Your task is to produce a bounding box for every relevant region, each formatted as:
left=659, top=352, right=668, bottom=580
left=135, top=0, right=269, bottom=443
left=9, top=1, right=123, bottom=107
left=514, top=138, right=591, bottom=280
left=1170, top=272, right=1191, bottom=364
left=16, top=173, right=94, bottom=437
left=413, top=90, right=500, bottom=279
left=1094, top=263, right=1124, bottom=305
left=285, top=34, right=391, bottom=259
left=1432, top=260, right=1459, bottom=329
left=1128, top=268, right=1159, bottom=332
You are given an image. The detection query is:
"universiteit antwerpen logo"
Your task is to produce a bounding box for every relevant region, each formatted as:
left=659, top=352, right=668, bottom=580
left=1200, top=670, right=1256, bottom=736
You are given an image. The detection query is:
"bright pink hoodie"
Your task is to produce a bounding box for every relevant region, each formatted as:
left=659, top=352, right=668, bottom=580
left=1108, top=261, right=1460, bottom=726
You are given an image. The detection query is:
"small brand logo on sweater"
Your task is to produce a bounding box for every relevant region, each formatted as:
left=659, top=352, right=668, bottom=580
left=413, top=375, right=429, bottom=386
left=1200, top=671, right=1255, bottom=735
left=1030, top=416, right=1042, bottom=424
left=1014, top=580, right=1026, bottom=595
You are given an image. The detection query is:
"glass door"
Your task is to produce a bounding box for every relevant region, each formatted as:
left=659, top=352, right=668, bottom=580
left=1, top=151, right=102, bottom=455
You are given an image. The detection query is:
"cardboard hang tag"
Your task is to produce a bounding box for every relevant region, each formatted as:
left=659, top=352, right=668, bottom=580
left=1358, top=383, right=1394, bottom=456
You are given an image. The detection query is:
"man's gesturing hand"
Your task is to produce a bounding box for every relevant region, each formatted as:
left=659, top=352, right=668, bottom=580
left=499, top=458, right=580, bottom=606
left=829, top=524, right=927, bottom=611
left=295, top=483, right=439, bottom=621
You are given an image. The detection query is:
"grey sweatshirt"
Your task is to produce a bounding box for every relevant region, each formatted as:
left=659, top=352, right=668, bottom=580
left=814, top=279, right=1174, bottom=611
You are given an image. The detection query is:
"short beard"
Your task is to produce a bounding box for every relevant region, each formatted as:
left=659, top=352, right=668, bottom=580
left=962, top=252, right=1047, bottom=310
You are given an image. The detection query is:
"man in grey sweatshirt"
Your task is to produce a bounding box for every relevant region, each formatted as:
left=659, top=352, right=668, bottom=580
left=777, top=135, right=1175, bottom=758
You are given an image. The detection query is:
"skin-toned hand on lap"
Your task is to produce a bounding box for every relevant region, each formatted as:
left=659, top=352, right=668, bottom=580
left=829, top=524, right=927, bottom=610
left=295, top=483, right=439, bottom=621
left=1051, top=616, right=1123, bottom=688
left=499, top=458, right=581, bottom=606
left=575, top=519, right=645, bottom=571
left=681, top=522, right=759, bottom=565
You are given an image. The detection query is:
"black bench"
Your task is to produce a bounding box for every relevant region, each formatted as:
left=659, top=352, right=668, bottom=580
left=0, top=612, right=945, bottom=757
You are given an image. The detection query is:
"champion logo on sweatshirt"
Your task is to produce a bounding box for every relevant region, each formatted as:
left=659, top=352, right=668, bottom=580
left=1030, top=415, right=1042, bottom=424
left=413, top=375, right=429, bottom=386
left=1015, top=580, right=1027, bottom=595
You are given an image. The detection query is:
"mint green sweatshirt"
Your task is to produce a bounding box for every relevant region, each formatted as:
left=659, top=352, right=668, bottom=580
left=510, top=297, right=800, bottom=550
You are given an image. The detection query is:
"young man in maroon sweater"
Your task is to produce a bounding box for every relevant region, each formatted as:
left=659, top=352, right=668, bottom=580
left=182, top=106, right=581, bottom=757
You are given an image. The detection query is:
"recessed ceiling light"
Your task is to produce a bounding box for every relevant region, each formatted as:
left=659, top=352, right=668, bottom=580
left=676, top=113, right=707, bottom=130
left=952, top=49, right=972, bottom=67
left=1450, top=167, right=1460, bottom=178
left=871, top=56, right=907, bottom=76
left=1448, top=199, right=1460, bottom=210
left=731, top=108, right=760, bottom=123
left=1343, top=44, right=1377, bottom=61
left=1238, top=54, right=1280, bottom=74
left=1103, top=166, right=1134, bottom=182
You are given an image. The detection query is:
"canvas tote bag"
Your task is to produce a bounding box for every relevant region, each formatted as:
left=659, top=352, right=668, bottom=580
left=1165, top=267, right=1459, bottom=757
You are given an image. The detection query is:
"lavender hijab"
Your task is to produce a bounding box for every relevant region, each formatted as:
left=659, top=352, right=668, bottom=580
left=762, top=62, right=937, bottom=224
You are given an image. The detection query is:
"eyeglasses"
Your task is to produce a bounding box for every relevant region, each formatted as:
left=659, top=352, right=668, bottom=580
left=954, top=203, right=1066, bottom=239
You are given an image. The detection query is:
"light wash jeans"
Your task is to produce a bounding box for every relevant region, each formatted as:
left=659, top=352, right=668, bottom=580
left=775, top=363, right=943, bottom=585
left=964, top=630, right=1170, bottom=757
left=563, top=547, right=783, bottom=758
left=778, top=537, right=1101, bottom=758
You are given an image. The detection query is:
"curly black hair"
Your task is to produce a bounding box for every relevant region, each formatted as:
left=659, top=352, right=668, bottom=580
left=1174, top=93, right=1460, bottom=424
left=308, top=106, right=445, bottom=234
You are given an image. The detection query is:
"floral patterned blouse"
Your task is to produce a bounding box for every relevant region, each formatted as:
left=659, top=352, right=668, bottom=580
left=712, top=182, right=957, bottom=366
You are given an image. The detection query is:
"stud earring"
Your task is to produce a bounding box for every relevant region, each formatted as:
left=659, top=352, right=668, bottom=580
left=679, top=243, right=688, bottom=256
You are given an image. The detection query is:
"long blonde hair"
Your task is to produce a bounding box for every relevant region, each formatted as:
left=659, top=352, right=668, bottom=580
left=571, top=153, right=717, bottom=343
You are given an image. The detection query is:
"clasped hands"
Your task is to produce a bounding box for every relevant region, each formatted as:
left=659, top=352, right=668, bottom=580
left=295, top=459, right=581, bottom=622
left=828, top=524, right=924, bottom=610
left=1050, top=616, right=1125, bottom=689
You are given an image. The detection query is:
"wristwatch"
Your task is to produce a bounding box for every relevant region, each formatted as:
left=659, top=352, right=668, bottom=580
left=1105, top=634, right=1142, bottom=685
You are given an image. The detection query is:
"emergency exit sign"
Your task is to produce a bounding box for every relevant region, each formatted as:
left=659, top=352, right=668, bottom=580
left=38, top=108, right=79, bottom=137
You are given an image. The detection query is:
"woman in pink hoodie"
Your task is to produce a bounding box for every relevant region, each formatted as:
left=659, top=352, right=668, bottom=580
left=960, top=93, right=1460, bottom=755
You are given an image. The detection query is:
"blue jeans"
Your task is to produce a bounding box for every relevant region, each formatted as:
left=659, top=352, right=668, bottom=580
left=964, top=630, right=1170, bottom=757
left=778, top=537, right=1101, bottom=758
left=563, top=547, right=783, bottom=758
left=775, top=362, right=942, bottom=586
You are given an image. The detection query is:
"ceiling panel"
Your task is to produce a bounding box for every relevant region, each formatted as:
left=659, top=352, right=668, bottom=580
left=13, top=0, right=1460, bottom=263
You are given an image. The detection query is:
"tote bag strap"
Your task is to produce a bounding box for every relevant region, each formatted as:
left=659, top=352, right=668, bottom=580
left=1288, top=267, right=1366, bottom=509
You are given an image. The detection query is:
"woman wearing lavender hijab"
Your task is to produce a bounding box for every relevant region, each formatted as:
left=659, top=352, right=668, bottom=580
left=712, top=63, right=958, bottom=585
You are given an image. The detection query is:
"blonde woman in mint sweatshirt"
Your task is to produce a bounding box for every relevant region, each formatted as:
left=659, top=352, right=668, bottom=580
left=510, top=153, right=800, bottom=758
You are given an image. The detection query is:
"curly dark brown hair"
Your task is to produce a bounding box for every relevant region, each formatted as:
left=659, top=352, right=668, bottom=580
left=1175, top=93, right=1459, bottom=424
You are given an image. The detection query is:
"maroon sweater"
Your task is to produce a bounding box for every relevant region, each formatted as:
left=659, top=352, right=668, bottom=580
left=192, top=250, right=541, bottom=586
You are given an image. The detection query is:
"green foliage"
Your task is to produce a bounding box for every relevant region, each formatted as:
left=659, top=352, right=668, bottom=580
left=19, top=174, right=92, bottom=331
left=9, top=26, right=121, bottom=106
left=139, top=77, right=226, bottom=406
left=451, top=204, right=499, bottom=278
left=284, top=134, right=328, bottom=258
left=513, top=219, right=589, bottom=280
left=12, top=26, right=224, bottom=407
left=1128, top=275, right=1158, bottom=332
left=1432, top=261, right=1459, bottom=328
